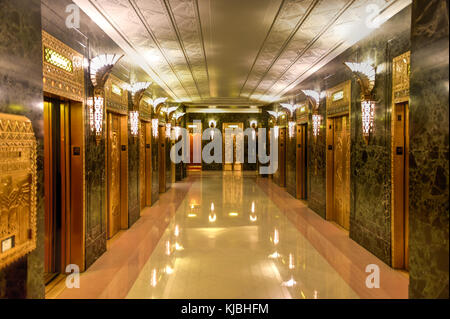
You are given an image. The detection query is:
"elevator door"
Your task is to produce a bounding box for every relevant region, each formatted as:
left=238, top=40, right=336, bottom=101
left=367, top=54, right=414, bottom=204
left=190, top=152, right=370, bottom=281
left=392, top=102, right=409, bottom=269
left=139, top=121, right=152, bottom=210
left=44, top=97, right=84, bottom=282
left=278, top=127, right=286, bottom=187
left=223, top=123, right=244, bottom=171
left=296, top=124, right=307, bottom=199
left=107, top=114, right=122, bottom=238
left=159, top=125, right=166, bottom=193
left=327, top=115, right=350, bottom=230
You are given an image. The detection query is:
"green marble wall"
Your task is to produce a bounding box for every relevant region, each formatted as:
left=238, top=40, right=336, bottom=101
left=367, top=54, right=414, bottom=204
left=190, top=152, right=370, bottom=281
left=0, top=0, right=44, bottom=299
left=128, top=93, right=140, bottom=227
left=409, top=0, right=449, bottom=299
left=291, top=6, right=411, bottom=265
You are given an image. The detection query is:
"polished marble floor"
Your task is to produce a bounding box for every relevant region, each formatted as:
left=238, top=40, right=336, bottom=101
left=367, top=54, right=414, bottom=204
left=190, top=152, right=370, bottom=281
left=56, top=171, right=408, bottom=299
left=127, top=172, right=356, bottom=299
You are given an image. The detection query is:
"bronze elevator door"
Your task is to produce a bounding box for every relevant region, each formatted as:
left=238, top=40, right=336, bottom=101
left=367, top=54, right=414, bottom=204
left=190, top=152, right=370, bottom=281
left=140, top=121, right=152, bottom=210
left=44, top=97, right=84, bottom=282
left=159, top=125, right=166, bottom=193
left=278, top=127, right=286, bottom=187
left=222, top=123, right=244, bottom=171
left=107, top=113, right=128, bottom=239
left=392, top=102, right=409, bottom=270
left=296, top=124, right=307, bottom=199
left=327, top=115, right=350, bottom=230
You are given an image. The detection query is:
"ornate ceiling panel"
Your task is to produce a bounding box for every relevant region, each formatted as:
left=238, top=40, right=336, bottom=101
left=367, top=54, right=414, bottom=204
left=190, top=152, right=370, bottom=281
left=75, top=0, right=411, bottom=106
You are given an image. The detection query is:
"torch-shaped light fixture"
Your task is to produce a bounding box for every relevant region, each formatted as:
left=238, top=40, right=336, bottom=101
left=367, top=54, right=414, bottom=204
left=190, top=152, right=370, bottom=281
left=345, top=62, right=376, bottom=144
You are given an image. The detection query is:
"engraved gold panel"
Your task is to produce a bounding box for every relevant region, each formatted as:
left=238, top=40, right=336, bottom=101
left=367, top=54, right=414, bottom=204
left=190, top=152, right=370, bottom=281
left=42, top=31, right=85, bottom=102
left=326, top=80, right=351, bottom=117
left=0, top=114, right=37, bottom=269
left=105, top=75, right=129, bottom=115
left=392, top=52, right=410, bottom=104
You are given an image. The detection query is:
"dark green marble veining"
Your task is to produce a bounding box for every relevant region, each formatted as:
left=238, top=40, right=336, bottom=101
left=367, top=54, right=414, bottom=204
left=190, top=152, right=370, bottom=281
left=408, top=0, right=449, bottom=299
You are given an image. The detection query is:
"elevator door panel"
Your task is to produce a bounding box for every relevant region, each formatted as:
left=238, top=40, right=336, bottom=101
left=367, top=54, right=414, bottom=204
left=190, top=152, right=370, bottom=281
left=296, top=124, right=307, bottom=199
left=159, top=125, right=166, bottom=193
left=278, top=128, right=286, bottom=187
left=108, top=114, right=121, bottom=238
left=392, top=102, right=409, bottom=269
left=332, top=116, right=350, bottom=230
left=222, top=123, right=243, bottom=171
left=139, top=121, right=146, bottom=210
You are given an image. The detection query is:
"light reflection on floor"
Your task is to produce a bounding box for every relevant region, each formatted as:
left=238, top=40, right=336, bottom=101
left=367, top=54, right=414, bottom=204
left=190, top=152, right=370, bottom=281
left=126, top=172, right=359, bottom=299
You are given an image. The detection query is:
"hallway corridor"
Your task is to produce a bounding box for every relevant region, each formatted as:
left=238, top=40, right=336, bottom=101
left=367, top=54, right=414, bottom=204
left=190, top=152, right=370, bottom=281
left=56, top=173, right=407, bottom=299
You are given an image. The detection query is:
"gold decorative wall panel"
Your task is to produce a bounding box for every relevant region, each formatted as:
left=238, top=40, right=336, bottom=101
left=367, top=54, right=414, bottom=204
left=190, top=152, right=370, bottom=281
left=42, top=31, right=85, bottom=102
left=392, top=51, right=410, bottom=104
left=326, top=81, right=351, bottom=117
left=105, top=75, right=129, bottom=115
left=0, top=114, right=37, bottom=269
left=296, top=104, right=309, bottom=124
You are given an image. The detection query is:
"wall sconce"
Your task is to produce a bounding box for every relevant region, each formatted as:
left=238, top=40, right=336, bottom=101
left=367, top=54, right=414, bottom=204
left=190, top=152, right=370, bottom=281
left=345, top=62, right=376, bottom=144
left=361, top=100, right=375, bottom=137
left=172, top=112, right=185, bottom=141
left=312, top=114, right=322, bottom=140
left=87, top=96, right=104, bottom=144
left=302, top=89, right=323, bottom=142
left=267, top=111, right=283, bottom=141
left=267, top=110, right=284, bottom=124
left=152, top=119, right=159, bottom=138
left=249, top=121, right=257, bottom=141
left=209, top=120, right=216, bottom=140
left=130, top=111, right=139, bottom=137
left=165, top=123, right=172, bottom=139
left=174, top=126, right=182, bottom=140
left=127, top=82, right=152, bottom=97
left=149, top=97, right=168, bottom=114
left=90, top=54, right=123, bottom=88
left=280, top=103, right=301, bottom=139
left=88, top=97, right=94, bottom=133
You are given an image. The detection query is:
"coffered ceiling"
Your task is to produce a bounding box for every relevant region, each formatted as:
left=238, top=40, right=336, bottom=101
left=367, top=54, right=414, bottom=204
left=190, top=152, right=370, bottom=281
left=74, top=0, right=410, bottom=106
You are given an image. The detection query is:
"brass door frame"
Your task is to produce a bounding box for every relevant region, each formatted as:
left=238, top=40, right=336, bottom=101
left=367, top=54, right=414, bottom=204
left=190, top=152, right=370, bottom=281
left=159, top=124, right=166, bottom=193
left=391, top=51, right=410, bottom=270
left=139, top=120, right=152, bottom=210
left=145, top=122, right=152, bottom=206
left=106, top=111, right=128, bottom=240
left=326, top=115, right=351, bottom=230
left=222, top=123, right=244, bottom=171
left=277, top=127, right=287, bottom=187
left=296, top=123, right=307, bottom=199
left=187, top=122, right=202, bottom=170
left=391, top=102, right=409, bottom=269
left=44, top=96, right=85, bottom=276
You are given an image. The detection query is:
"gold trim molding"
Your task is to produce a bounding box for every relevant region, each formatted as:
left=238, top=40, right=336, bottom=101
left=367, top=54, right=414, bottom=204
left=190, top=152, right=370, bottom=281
left=105, top=74, right=129, bottom=115
left=42, top=31, right=85, bottom=102
left=392, top=51, right=410, bottom=104
left=0, top=114, right=37, bottom=270
left=326, top=80, right=351, bottom=117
